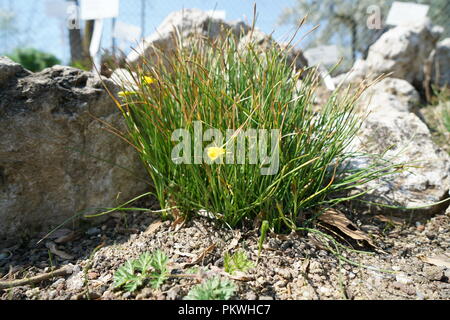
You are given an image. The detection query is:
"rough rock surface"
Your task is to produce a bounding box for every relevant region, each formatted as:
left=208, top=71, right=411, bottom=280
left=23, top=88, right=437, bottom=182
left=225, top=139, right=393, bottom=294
left=359, top=78, right=421, bottom=113
left=0, top=58, right=147, bottom=245
left=126, top=8, right=307, bottom=71
left=337, top=21, right=442, bottom=88
left=431, top=38, right=450, bottom=88
left=348, top=78, right=450, bottom=214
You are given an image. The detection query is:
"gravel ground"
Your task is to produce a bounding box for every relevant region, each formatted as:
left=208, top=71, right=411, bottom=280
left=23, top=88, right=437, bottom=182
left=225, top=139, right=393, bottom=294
left=1, top=202, right=449, bottom=300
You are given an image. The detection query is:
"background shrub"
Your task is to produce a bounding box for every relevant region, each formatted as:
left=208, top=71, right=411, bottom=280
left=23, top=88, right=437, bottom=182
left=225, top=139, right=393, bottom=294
left=7, top=48, right=61, bottom=72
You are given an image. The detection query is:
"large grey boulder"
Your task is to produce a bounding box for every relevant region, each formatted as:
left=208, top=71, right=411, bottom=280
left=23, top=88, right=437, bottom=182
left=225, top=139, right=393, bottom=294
left=346, top=78, right=450, bottom=214
left=0, top=58, right=147, bottom=245
left=237, top=28, right=308, bottom=72
left=431, top=38, right=450, bottom=88
left=126, top=8, right=307, bottom=71
left=127, top=8, right=251, bottom=65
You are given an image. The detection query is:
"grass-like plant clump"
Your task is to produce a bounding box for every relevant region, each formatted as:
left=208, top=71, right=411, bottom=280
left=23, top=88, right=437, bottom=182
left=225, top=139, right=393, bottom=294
left=113, top=31, right=399, bottom=233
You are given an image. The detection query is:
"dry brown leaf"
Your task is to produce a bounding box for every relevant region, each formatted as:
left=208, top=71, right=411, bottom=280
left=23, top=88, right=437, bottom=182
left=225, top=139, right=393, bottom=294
left=318, top=208, right=376, bottom=248
left=189, top=243, right=216, bottom=265
left=226, top=271, right=254, bottom=282
left=419, top=255, right=450, bottom=269
left=144, top=220, right=163, bottom=235
left=374, top=215, right=404, bottom=226
left=171, top=216, right=186, bottom=232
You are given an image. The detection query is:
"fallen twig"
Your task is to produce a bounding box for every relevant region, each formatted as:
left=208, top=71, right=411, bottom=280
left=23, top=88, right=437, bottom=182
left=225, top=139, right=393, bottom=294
left=0, top=266, right=72, bottom=290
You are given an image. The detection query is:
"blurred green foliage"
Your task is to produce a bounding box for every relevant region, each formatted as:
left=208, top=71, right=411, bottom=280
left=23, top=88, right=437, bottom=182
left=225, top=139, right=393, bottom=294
left=7, top=48, right=61, bottom=72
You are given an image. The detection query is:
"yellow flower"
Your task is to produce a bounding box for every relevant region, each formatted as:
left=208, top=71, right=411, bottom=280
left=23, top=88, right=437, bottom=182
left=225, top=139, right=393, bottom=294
left=207, top=147, right=226, bottom=161
left=143, top=76, right=156, bottom=85
left=118, top=91, right=137, bottom=98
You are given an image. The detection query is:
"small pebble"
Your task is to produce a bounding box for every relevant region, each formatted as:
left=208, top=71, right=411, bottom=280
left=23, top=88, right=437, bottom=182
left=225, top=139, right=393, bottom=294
left=88, top=272, right=99, bottom=280
left=319, top=287, right=332, bottom=295
left=166, top=287, right=180, bottom=300
left=416, top=290, right=425, bottom=300
left=122, top=292, right=131, bottom=299
left=245, top=292, right=257, bottom=300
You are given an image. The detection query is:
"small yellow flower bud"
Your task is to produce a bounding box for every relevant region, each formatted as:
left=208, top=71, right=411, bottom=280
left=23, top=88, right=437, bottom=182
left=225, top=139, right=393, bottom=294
left=207, top=147, right=226, bottom=161
left=118, top=91, right=137, bottom=97
left=143, top=76, right=156, bottom=85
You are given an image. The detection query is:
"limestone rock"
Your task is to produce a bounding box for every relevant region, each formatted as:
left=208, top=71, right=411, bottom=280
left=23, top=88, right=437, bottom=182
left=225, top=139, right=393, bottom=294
left=0, top=58, right=147, bottom=244
left=336, top=21, right=443, bottom=89
left=365, top=21, right=442, bottom=86
left=238, top=29, right=308, bottom=72
left=0, top=57, right=30, bottom=86
left=347, top=78, right=450, bottom=214
left=126, top=8, right=307, bottom=72
left=127, top=8, right=250, bottom=65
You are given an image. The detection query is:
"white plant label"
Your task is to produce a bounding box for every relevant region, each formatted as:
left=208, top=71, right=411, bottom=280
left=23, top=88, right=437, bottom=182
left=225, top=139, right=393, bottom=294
left=89, top=19, right=104, bottom=73
left=79, top=0, right=120, bottom=20
left=386, top=2, right=429, bottom=26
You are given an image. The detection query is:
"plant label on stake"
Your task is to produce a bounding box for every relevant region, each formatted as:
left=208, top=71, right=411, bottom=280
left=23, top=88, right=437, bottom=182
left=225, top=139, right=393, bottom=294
left=79, top=0, right=120, bottom=71
left=90, top=19, right=104, bottom=72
